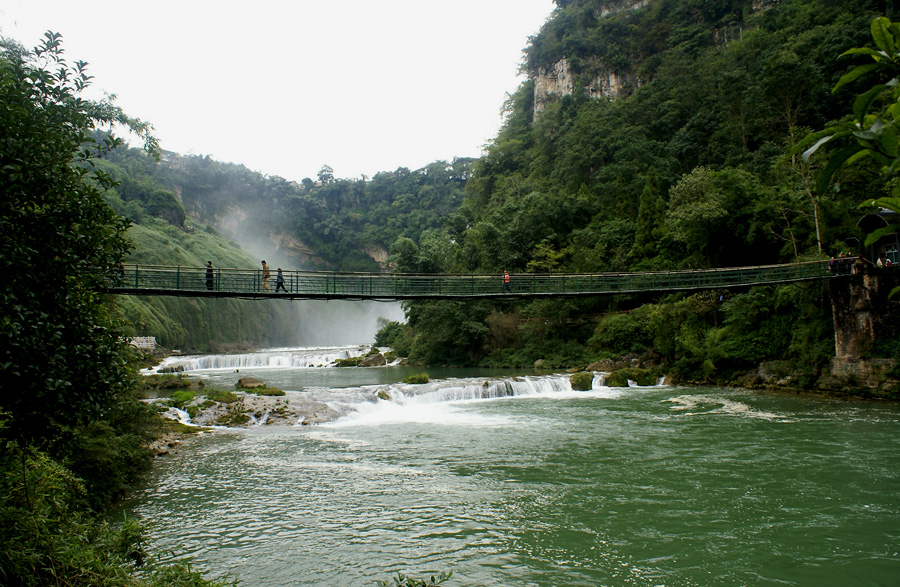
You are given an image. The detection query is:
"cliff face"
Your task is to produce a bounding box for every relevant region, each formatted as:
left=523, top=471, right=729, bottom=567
left=529, top=0, right=776, bottom=113
left=596, top=0, right=652, bottom=18
left=532, top=57, right=635, bottom=113
left=530, top=0, right=648, bottom=112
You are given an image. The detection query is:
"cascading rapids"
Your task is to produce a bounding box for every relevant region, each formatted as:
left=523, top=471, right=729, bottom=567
left=145, top=345, right=373, bottom=373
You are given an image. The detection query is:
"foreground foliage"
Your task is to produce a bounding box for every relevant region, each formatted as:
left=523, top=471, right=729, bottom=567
left=0, top=33, right=232, bottom=586
left=0, top=434, right=235, bottom=587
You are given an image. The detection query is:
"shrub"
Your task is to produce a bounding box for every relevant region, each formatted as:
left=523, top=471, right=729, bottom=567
left=375, top=320, right=406, bottom=347
left=589, top=312, right=651, bottom=355
left=0, top=442, right=235, bottom=587
left=167, top=391, right=196, bottom=408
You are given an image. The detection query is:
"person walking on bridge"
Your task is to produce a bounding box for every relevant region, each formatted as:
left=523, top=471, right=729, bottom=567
left=502, top=270, right=511, bottom=293
left=275, top=268, right=288, bottom=293
left=206, top=261, right=214, bottom=290
left=261, top=260, right=271, bottom=292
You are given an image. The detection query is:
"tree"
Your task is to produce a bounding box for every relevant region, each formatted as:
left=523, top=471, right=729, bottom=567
left=796, top=15, right=900, bottom=297
left=797, top=16, right=900, bottom=218
left=317, top=164, right=335, bottom=184
left=0, top=32, right=156, bottom=447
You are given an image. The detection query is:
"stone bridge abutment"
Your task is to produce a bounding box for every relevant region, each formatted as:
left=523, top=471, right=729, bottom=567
left=829, top=264, right=900, bottom=384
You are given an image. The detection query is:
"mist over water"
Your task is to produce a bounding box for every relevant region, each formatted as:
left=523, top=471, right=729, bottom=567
left=206, top=212, right=404, bottom=347
left=281, top=300, right=405, bottom=346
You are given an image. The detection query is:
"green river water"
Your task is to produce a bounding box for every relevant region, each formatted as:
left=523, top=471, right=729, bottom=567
left=130, top=352, right=900, bottom=586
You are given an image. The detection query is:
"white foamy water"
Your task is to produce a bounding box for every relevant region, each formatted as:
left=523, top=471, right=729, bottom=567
left=145, top=345, right=373, bottom=373
left=145, top=346, right=669, bottom=428
left=664, top=393, right=788, bottom=421
left=317, top=373, right=647, bottom=428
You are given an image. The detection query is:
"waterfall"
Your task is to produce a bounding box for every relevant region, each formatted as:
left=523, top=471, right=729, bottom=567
left=321, top=373, right=668, bottom=427
left=146, top=345, right=372, bottom=373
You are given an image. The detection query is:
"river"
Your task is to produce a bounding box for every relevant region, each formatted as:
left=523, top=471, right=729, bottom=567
left=128, top=347, right=900, bottom=586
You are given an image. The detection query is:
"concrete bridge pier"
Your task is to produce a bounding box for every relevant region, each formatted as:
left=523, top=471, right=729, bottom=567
left=829, top=264, right=900, bottom=385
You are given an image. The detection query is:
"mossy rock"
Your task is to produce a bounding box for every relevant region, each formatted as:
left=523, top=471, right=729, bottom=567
left=236, top=376, right=266, bottom=389
left=226, top=413, right=251, bottom=426
left=160, top=419, right=204, bottom=435
left=403, top=374, right=430, bottom=384
left=334, top=357, right=361, bottom=367
left=570, top=372, right=594, bottom=391
left=604, top=371, right=629, bottom=387
left=376, top=389, right=392, bottom=401
left=246, top=387, right=286, bottom=397
left=606, top=368, right=657, bottom=387
left=206, top=389, right=240, bottom=403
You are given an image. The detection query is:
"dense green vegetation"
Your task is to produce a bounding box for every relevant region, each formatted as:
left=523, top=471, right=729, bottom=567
left=0, top=33, right=232, bottom=586
left=379, top=0, right=900, bottom=385
left=3, top=3, right=900, bottom=585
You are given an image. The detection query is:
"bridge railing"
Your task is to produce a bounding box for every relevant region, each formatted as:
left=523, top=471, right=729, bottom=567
left=109, top=261, right=835, bottom=299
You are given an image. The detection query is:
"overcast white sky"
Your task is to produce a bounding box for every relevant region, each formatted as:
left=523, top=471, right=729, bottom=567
left=0, top=1, right=555, bottom=182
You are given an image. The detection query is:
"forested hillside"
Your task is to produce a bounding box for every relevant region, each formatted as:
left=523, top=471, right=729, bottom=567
left=101, top=0, right=900, bottom=385
left=96, top=142, right=469, bottom=349
left=379, top=0, right=900, bottom=384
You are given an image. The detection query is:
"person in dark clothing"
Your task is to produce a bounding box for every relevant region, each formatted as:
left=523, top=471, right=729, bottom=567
left=206, top=261, right=214, bottom=290
left=275, top=268, right=288, bottom=293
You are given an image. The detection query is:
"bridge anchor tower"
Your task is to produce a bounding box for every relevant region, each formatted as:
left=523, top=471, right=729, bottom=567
left=829, top=264, right=900, bottom=386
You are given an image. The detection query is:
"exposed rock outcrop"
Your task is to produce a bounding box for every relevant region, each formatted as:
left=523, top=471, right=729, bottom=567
left=359, top=352, right=387, bottom=367
left=532, top=57, right=636, bottom=113
left=237, top=376, right=265, bottom=389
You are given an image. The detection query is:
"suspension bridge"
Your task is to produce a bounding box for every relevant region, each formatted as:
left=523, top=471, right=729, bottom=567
left=106, top=260, right=844, bottom=301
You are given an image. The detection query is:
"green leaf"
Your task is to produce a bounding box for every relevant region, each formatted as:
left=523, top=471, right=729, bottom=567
left=853, top=84, right=889, bottom=123
left=862, top=196, right=900, bottom=214
left=816, top=144, right=865, bottom=195
left=871, top=17, right=897, bottom=57
left=833, top=63, right=882, bottom=93
left=864, top=224, right=899, bottom=246
left=842, top=47, right=888, bottom=58
left=880, top=125, right=900, bottom=157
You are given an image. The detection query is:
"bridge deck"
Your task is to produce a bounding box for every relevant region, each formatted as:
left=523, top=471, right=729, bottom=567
left=106, top=261, right=839, bottom=301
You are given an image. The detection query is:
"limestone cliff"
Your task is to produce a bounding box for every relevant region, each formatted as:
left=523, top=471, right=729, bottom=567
left=529, top=0, right=777, bottom=113
left=532, top=57, right=635, bottom=113
left=530, top=0, right=648, bottom=112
